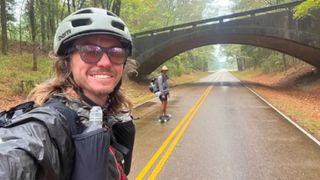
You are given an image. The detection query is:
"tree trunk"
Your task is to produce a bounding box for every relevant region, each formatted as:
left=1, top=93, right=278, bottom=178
left=282, top=53, right=287, bottom=72
left=48, top=0, right=55, bottom=43
left=112, top=0, right=121, bottom=16
left=67, top=0, right=71, bottom=14
left=52, top=0, right=56, bottom=40
left=79, top=0, right=86, bottom=9
left=19, top=0, right=26, bottom=54
left=106, top=0, right=112, bottom=10
left=244, top=58, right=247, bottom=70
left=236, top=56, right=244, bottom=71
left=92, top=0, right=98, bottom=6
left=28, top=0, right=38, bottom=71
left=38, top=0, right=46, bottom=48
left=60, top=0, right=67, bottom=19
left=1, top=0, right=8, bottom=55
left=72, top=0, right=76, bottom=11
left=100, top=0, right=106, bottom=9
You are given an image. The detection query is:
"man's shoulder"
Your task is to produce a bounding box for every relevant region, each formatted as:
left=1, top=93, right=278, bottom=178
left=157, top=74, right=164, bottom=79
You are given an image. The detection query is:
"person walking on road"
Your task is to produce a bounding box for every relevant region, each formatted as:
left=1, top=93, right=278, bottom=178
left=157, top=65, right=171, bottom=122
left=0, top=8, right=135, bottom=180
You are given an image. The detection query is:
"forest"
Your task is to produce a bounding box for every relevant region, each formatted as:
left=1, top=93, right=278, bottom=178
left=0, top=0, right=319, bottom=75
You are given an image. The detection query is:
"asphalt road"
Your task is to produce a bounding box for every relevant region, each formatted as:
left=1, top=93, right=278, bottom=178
left=128, top=70, right=320, bottom=180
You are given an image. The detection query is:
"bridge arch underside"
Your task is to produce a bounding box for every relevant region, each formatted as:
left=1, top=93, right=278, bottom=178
left=135, top=33, right=320, bottom=78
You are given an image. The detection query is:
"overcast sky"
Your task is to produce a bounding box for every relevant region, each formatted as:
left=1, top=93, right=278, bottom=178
left=202, top=0, right=235, bottom=63
left=203, top=0, right=234, bottom=18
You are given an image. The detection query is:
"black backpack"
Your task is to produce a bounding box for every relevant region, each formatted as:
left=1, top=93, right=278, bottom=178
left=0, top=99, right=134, bottom=180
left=0, top=101, right=35, bottom=127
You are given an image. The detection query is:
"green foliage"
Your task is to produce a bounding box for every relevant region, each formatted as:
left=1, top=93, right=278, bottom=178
left=167, top=58, right=186, bottom=76
left=151, top=56, right=189, bottom=77
left=122, top=0, right=157, bottom=32
left=1, top=0, right=16, bottom=22
left=123, top=0, right=208, bottom=33
left=260, top=53, right=283, bottom=72
left=231, top=0, right=291, bottom=12
left=222, top=44, right=306, bottom=73
left=4, top=0, right=214, bottom=78
left=151, top=45, right=215, bottom=77
left=293, top=0, right=320, bottom=19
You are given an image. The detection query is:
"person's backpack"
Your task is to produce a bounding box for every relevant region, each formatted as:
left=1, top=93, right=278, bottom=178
left=149, top=78, right=159, bottom=93
left=0, top=101, right=35, bottom=127
left=0, top=99, right=134, bottom=180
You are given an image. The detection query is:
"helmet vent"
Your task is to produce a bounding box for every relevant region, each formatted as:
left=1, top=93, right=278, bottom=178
left=107, top=11, right=116, bottom=17
left=75, top=9, right=93, bottom=14
left=72, top=19, right=92, bottom=27
left=112, top=21, right=124, bottom=31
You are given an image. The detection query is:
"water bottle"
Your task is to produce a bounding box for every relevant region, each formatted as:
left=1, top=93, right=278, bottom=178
left=83, top=106, right=103, bottom=133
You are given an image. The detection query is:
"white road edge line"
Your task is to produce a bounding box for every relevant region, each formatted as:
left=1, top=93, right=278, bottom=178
left=245, top=85, right=320, bottom=147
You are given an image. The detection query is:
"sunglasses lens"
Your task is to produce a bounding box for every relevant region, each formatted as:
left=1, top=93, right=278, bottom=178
left=75, top=45, right=128, bottom=65
left=79, top=45, right=102, bottom=64
left=108, top=47, right=128, bottom=65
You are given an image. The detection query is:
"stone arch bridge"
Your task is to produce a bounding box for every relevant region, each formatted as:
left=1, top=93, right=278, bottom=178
left=130, top=1, right=320, bottom=80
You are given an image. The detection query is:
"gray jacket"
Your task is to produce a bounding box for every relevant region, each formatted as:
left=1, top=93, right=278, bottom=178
left=157, top=73, right=169, bottom=95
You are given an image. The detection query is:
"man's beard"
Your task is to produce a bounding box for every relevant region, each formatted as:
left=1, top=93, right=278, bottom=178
left=93, top=88, right=114, bottom=97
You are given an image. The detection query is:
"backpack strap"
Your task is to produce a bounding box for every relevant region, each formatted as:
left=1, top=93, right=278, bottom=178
left=104, top=113, right=131, bottom=155
left=0, top=98, right=79, bottom=136
left=43, top=98, right=79, bottom=135
left=110, top=134, right=129, bottom=155
left=45, top=98, right=130, bottom=156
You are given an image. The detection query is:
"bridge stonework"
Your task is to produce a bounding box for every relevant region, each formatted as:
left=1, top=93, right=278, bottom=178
left=130, top=2, right=320, bottom=79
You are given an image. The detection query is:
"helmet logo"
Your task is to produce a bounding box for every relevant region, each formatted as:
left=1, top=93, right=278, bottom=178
left=59, top=29, right=71, bottom=41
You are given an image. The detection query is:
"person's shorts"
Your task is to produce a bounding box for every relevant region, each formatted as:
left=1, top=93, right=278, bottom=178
left=159, top=93, right=168, bottom=101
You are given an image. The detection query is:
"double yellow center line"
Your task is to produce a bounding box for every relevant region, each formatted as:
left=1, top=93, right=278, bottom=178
left=136, top=86, right=212, bottom=179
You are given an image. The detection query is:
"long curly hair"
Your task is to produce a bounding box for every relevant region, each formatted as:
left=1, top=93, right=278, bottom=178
left=27, top=53, right=132, bottom=113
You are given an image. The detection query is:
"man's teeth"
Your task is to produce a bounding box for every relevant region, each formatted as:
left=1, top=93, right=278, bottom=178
left=92, top=74, right=111, bottom=78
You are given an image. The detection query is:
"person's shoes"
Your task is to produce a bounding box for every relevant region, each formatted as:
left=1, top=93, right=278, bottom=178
left=164, top=114, right=172, bottom=119
left=159, top=115, right=169, bottom=123
left=159, top=115, right=165, bottom=122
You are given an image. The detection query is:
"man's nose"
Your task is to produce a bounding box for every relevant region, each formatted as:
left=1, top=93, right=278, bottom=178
left=97, top=53, right=112, bottom=67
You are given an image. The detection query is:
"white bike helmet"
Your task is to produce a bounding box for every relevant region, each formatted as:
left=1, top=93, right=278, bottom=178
left=53, top=8, right=132, bottom=56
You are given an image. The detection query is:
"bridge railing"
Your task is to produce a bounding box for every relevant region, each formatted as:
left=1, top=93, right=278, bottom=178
left=132, top=0, right=303, bottom=38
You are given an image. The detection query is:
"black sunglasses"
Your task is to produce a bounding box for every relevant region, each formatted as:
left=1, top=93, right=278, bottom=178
left=73, top=45, right=129, bottom=65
